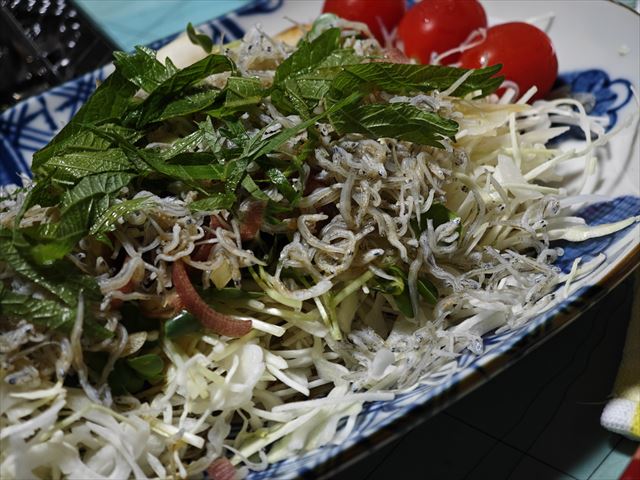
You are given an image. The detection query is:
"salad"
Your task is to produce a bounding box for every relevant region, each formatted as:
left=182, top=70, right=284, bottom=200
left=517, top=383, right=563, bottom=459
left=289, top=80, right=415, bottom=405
left=0, top=11, right=637, bottom=480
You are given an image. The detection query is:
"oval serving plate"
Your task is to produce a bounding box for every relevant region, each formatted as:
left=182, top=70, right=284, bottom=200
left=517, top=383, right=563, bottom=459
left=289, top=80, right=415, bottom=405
left=0, top=1, right=638, bottom=479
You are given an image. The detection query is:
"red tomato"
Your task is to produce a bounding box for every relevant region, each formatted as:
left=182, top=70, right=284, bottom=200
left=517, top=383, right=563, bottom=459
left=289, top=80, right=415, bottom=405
left=322, top=0, right=406, bottom=44
left=459, top=22, right=558, bottom=101
left=397, top=0, right=487, bottom=64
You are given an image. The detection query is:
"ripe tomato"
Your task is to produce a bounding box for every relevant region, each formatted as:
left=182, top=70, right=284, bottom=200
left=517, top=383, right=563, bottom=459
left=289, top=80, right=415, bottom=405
left=322, top=0, right=405, bottom=44
left=397, top=0, right=487, bottom=64
left=459, top=22, right=558, bottom=101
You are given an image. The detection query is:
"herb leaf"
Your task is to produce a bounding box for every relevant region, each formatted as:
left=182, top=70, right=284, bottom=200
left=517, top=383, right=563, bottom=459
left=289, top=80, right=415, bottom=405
left=32, top=72, right=138, bottom=171
left=189, top=193, right=236, bottom=212
left=27, top=172, right=134, bottom=264
left=329, top=63, right=504, bottom=101
left=266, top=168, right=298, bottom=204
left=0, top=285, right=112, bottom=340
left=133, top=54, right=235, bottom=127
left=412, top=202, right=462, bottom=235
left=186, top=22, right=213, bottom=53
left=90, top=196, right=154, bottom=236
left=154, top=88, right=223, bottom=122
left=40, top=149, right=135, bottom=183
left=113, top=46, right=177, bottom=93
left=164, top=310, right=202, bottom=339
left=127, top=354, right=164, bottom=381
left=0, top=231, right=99, bottom=306
left=272, top=28, right=348, bottom=114
left=274, top=28, right=342, bottom=85
left=331, top=102, right=458, bottom=147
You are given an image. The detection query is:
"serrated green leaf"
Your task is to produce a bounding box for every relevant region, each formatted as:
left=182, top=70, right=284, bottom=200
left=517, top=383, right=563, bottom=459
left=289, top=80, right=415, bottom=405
left=60, top=172, right=134, bottom=213
left=164, top=310, right=202, bottom=339
left=207, top=76, right=264, bottom=118
left=0, top=286, right=112, bottom=340
left=266, top=168, right=298, bottom=203
left=133, top=54, right=235, bottom=127
left=244, top=92, right=361, bottom=162
left=0, top=231, right=99, bottom=306
left=127, top=354, right=164, bottom=381
left=226, top=76, right=264, bottom=103
left=189, top=193, right=235, bottom=212
left=32, top=72, right=138, bottom=171
left=42, top=149, right=134, bottom=183
left=272, top=28, right=359, bottom=115
left=186, top=22, right=213, bottom=53
left=25, top=172, right=134, bottom=264
left=113, top=46, right=177, bottom=93
left=330, top=102, right=458, bottom=147
left=198, top=117, right=226, bottom=155
left=274, top=28, right=341, bottom=85
left=328, top=63, right=503, bottom=102
left=153, top=88, right=223, bottom=122
left=90, top=196, right=154, bottom=236
left=411, top=202, right=462, bottom=236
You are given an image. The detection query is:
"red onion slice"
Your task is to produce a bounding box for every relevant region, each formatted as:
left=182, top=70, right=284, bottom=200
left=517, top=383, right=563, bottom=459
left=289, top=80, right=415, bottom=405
left=206, top=457, right=237, bottom=480
left=239, top=201, right=265, bottom=241
left=171, top=260, right=251, bottom=337
left=192, top=216, right=225, bottom=262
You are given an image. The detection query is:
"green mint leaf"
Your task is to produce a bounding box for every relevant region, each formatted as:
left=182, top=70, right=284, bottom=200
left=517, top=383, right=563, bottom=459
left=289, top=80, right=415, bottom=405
left=220, top=119, right=249, bottom=147
left=0, top=231, right=96, bottom=306
left=133, top=54, right=235, bottom=127
left=226, top=76, right=264, bottom=102
left=126, top=353, right=164, bottom=381
left=330, top=102, right=458, bottom=147
left=266, top=168, right=298, bottom=204
left=411, top=202, right=462, bottom=236
left=60, top=172, right=135, bottom=214
left=245, top=92, right=361, bottom=162
left=27, top=172, right=134, bottom=264
left=225, top=158, right=250, bottom=194
left=148, top=155, right=228, bottom=182
left=164, top=310, right=202, bottom=339
left=207, top=76, right=264, bottom=118
left=329, top=63, right=503, bottom=101
left=41, top=148, right=134, bottom=183
left=276, top=48, right=362, bottom=116
left=188, top=193, right=236, bottom=212
left=198, top=117, right=227, bottom=155
left=12, top=174, right=61, bottom=230
left=32, top=71, right=138, bottom=171
left=113, top=45, right=177, bottom=93
left=417, top=277, right=438, bottom=305
left=0, top=285, right=112, bottom=340
left=186, top=22, right=213, bottom=53
left=241, top=175, right=270, bottom=201
left=274, top=28, right=341, bottom=86
left=153, top=88, right=223, bottom=122
left=272, top=28, right=350, bottom=114
left=90, top=196, right=155, bottom=236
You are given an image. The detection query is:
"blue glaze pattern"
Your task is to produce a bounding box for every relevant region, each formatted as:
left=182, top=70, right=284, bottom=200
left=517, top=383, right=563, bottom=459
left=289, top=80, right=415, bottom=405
left=556, top=69, right=634, bottom=131
left=554, top=196, right=640, bottom=273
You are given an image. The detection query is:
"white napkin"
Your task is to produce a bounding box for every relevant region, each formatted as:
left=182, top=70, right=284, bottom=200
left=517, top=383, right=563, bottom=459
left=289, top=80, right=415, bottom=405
left=600, top=269, right=640, bottom=440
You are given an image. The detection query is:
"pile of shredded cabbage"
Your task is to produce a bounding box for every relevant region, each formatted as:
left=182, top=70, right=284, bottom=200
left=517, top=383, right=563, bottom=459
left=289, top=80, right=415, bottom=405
left=1, top=16, right=638, bottom=480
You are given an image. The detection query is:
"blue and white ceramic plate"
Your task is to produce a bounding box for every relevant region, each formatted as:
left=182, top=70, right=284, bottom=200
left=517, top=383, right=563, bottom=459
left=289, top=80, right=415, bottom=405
left=1, top=1, right=638, bottom=478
